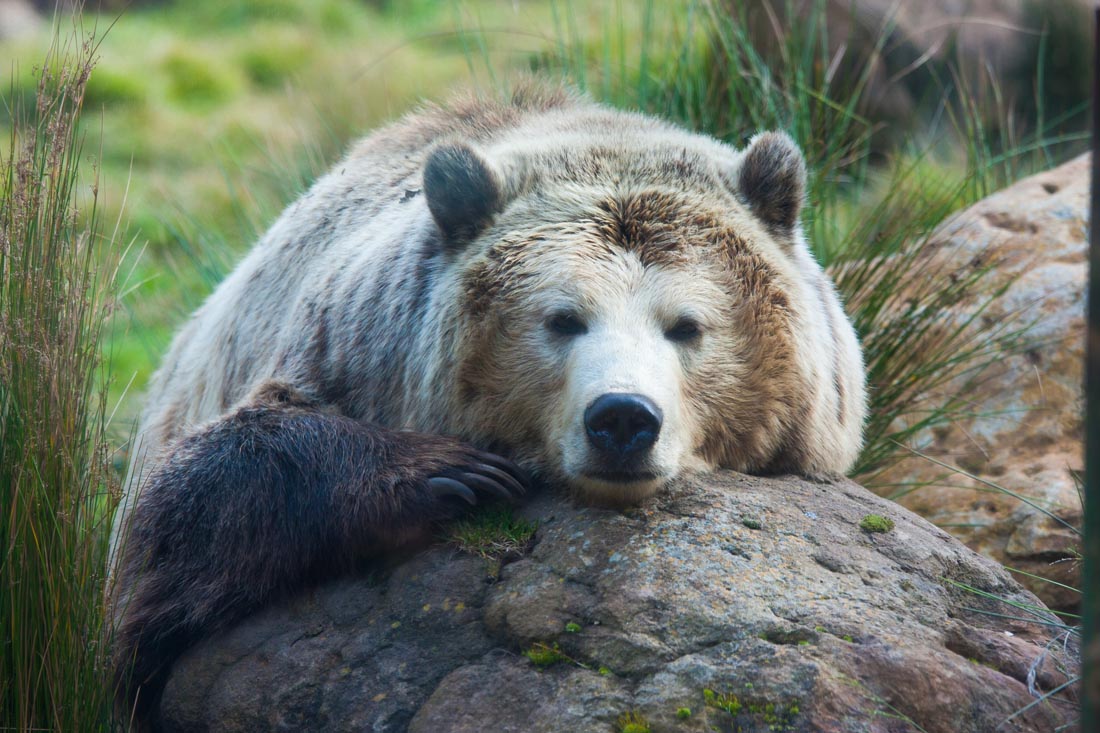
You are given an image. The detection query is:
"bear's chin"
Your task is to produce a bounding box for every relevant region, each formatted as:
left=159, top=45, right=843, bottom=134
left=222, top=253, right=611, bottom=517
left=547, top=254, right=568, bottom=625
left=568, top=472, right=668, bottom=508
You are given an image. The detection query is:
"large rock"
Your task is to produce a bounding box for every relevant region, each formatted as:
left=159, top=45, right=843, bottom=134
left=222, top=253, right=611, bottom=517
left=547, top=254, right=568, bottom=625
left=739, top=0, right=1090, bottom=141
left=870, top=154, right=1087, bottom=612
left=159, top=473, right=1078, bottom=732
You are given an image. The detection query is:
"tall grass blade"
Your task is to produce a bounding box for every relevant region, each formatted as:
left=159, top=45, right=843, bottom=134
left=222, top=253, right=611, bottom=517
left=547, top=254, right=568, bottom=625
left=0, top=13, right=120, bottom=732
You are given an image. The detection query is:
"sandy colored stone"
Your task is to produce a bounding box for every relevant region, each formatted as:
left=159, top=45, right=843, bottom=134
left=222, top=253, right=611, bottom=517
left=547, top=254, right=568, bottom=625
left=159, top=473, right=1077, bottom=732
left=868, top=154, right=1086, bottom=612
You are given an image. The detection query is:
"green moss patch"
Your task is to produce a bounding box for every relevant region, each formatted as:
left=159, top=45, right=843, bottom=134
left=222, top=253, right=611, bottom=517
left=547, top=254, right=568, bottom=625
left=523, top=642, right=567, bottom=669
left=704, top=688, right=801, bottom=730
left=859, top=514, right=895, bottom=533
left=704, top=688, right=742, bottom=715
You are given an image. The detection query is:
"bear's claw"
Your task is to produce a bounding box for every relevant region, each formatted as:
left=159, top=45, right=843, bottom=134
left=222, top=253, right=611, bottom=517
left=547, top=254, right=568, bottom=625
left=457, top=471, right=515, bottom=501
left=470, top=450, right=530, bottom=484
left=429, top=476, right=479, bottom=505
left=468, top=461, right=527, bottom=496
left=428, top=448, right=528, bottom=506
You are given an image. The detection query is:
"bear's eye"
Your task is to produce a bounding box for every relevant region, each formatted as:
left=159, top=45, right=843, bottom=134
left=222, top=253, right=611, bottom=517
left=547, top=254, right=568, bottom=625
left=546, top=311, right=588, bottom=337
left=665, top=317, right=702, bottom=343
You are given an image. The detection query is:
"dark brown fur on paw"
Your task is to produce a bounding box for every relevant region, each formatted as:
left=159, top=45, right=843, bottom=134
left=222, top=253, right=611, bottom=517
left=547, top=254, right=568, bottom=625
left=391, top=435, right=529, bottom=508
left=110, top=401, right=529, bottom=726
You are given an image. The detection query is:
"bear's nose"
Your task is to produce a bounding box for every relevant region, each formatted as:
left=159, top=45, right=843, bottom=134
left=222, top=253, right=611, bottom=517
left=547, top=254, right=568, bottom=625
left=584, top=393, right=663, bottom=456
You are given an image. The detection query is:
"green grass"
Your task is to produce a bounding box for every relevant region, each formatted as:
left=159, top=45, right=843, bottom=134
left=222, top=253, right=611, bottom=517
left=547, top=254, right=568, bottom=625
left=616, top=710, right=651, bottom=733
left=0, top=20, right=119, bottom=732
left=703, top=687, right=742, bottom=715
left=448, top=505, right=538, bottom=560
left=523, top=641, right=568, bottom=668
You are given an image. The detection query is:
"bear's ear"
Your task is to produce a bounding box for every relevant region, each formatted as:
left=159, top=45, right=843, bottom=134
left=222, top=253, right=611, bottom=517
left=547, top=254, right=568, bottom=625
left=423, top=143, right=505, bottom=246
left=735, top=131, right=806, bottom=238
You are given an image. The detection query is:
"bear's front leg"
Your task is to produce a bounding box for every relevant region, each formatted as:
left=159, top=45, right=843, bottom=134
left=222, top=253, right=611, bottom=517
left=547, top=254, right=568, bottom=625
left=110, top=381, right=527, bottom=727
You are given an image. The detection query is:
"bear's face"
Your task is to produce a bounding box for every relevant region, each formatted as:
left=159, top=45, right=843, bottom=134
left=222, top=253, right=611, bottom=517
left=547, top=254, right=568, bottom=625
left=445, top=162, right=806, bottom=505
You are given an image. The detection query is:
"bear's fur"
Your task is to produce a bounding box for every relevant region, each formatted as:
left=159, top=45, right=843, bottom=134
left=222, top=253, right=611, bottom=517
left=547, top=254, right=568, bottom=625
left=110, top=83, right=866, bottom=725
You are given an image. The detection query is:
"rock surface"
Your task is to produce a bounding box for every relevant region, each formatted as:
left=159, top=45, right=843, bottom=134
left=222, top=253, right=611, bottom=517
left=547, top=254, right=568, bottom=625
left=159, top=473, right=1078, bottom=732
left=869, top=154, right=1087, bottom=612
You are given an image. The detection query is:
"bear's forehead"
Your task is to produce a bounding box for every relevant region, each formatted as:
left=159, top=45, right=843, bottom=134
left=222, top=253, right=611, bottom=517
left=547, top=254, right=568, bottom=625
left=590, top=190, right=748, bottom=264
left=496, top=132, right=735, bottom=192
left=488, top=187, right=760, bottom=270
left=462, top=188, right=789, bottom=321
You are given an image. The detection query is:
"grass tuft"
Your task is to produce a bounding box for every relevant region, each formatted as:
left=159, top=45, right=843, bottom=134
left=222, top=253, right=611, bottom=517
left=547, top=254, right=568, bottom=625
left=83, top=65, right=149, bottom=109
left=703, top=687, right=742, bottom=715
left=616, top=710, right=651, bottom=733
left=523, top=641, right=568, bottom=668
left=448, top=505, right=538, bottom=561
left=0, top=14, right=120, bottom=732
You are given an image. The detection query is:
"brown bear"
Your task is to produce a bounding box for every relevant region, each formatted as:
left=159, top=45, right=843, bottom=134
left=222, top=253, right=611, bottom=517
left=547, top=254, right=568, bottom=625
left=109, top=82, right=866, bottom=725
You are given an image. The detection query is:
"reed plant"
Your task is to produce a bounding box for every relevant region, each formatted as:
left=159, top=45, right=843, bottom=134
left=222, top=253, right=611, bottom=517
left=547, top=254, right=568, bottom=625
left=0, top=17, right=121, bottom=732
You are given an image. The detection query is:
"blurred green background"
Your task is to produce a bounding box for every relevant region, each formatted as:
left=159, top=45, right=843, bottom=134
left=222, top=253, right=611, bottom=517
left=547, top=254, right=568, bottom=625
left=3, top=0, right=663, bottom=435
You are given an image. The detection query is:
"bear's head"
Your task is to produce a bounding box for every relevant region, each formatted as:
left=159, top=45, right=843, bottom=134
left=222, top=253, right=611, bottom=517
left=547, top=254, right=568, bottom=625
left=422, top=124, right=862, bottom=505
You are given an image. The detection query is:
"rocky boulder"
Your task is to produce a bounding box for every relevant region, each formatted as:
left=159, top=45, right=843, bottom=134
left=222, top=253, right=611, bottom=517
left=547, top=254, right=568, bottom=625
left=869, top=154, right=1087, bottom=612
left=738, top=0, right=1091, bottom=142
left=158, top=472, right=1078, bottom=732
